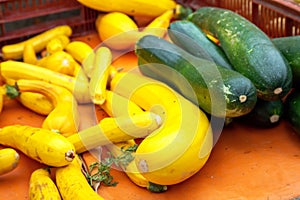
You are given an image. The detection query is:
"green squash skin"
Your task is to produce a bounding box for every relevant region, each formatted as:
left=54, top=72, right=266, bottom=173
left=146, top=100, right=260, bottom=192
left=272, top=36, right=300, bottom=88
left=239, top=99, right=284, bottom=128
left=285, top=90, right=300, bottom=135
left=135, top=35, right=257, bottom=118
left=168, top=20, right=233, bottom=70
left=188, top=7, right=293, bottom=101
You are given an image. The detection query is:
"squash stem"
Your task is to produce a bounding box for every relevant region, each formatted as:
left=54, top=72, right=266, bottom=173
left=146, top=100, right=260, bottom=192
left=239, top=95, right=247, bottom=103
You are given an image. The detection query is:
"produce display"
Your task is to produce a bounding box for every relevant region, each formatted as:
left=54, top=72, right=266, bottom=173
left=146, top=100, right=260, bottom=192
left=94, top=7, right=177, bottom=50
left=1, top=25, right=72, bottom=60
left=237, top=98, right=284, bottom=128
left=0, top=125, right=76, bottom=167
left=272, top=36, right=300, bottom=87
left=77, top=0, right=177, bottom=17
left=188, top=7, right=293, bottom=101
left=110, top=72, right=213, bottom=185
left=136, top=35, right=257, bottom=118
left=0, top=1, right=300, bottom=199
left=29, top=168, right=62, bottom=199
left=168, top=20, right=233, bottom=69
left=0, top=148, right=19, bottom=176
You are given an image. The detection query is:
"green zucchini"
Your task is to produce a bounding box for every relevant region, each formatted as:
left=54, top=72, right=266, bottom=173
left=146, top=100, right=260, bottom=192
left=188, top=7, right=293, bottom=101
left=238, top=99, right=284, bottom=128
left=284, top=89, right=300, bottom=135
left=285, top=89, right=300, bottom=135
left=168, top=20, right=233, bottom=69
left=272, top=36, right=300, bottom=87
left=135, top=35, right=257, bottom=118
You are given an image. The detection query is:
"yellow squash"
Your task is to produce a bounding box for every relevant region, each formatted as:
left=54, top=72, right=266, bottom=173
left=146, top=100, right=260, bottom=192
left=65, top=41, right=95, bottom=79
left=65, top=41, right=93, bottom=64
left=14, top=79, right=80, bottom=137
left=100, top=90, right=144, bottom=117
left=0, top=91, right=3, bottom=114
left=18, top=92, right=54, bottom=116
left=0, top=148, right=20, bottom=176
left=140, top=8, right=175, bottom=38
left=81, top=51, right=95, bottom=78
left=0, top=85, right=6, bottom=114
left=46, top=35, right=70, bottom=54
left=23, top=43, right=38, bottom=64
left=0, top=60, right=90, bottom=104
left=0, top=125, right=75, bottom=167
left=95, top=12, right=141, bottom=50
left=67, top=110, right=161, bottom=154
left=3, top=78, right=54, bottom=116
left=68, top=88, right=161, bottom=154
left=81, top=53, right=118, bottom=81
left=106, top=140, right=167, bottom=193
left=101, top=90, right=166, bottom=192
left=72, top=62, right=91, bottom=100
left=77, top=0, right=177, bottom=18
left=110, top=72, right=213, bottom=185
left=55, top=155, right=104, bottom=200
left=206, top=33, right=220, bottom=44
left=1, top=25, right=72, bottom=60
left=35, top=51, right=78, bottom=76
left=29, top=168, right=61, bottom=200
left=89, top=47, right=112, bottom=105
left=95, top=8, right=175, bottom=51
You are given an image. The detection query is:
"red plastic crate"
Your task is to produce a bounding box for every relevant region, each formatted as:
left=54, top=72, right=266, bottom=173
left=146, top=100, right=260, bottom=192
left=0, top=0, right=99, bottom=46
left=178, top=0, right=300, bottom=37
left=0, top=0, right=299, bottom=47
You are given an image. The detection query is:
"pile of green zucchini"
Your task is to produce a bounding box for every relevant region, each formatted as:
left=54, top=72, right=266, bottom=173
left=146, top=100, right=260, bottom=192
left=134, top=6, right=300, bottom=134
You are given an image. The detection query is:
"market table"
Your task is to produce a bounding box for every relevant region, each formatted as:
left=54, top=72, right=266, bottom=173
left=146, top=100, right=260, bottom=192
left=0, top=33, right=300, bottom=200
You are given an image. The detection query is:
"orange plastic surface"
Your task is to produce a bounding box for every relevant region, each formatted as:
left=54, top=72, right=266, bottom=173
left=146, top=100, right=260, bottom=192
left=1, top=33, right=300, bottom=199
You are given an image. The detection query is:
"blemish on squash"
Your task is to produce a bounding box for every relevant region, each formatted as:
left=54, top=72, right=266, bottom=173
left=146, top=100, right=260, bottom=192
left=138, top=159, right=148, bottom=173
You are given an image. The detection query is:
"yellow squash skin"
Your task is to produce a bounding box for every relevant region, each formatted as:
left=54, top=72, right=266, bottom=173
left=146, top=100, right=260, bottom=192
left=140, top=8, right=175, bottom=38
left=89, top=47, right=112, bottom=105
left=0, top=91, right=3, bottom=114
left=46, top=35, right=70, bottom=54
left=102, top=90, right=167, bottom=192
left=65, top=41, right=93, bottom=64
left=35, top=51, right=78, bottom=76
left=14, top=79, right=80, bottom=137
left=72, top=61, right=91, bottom=97
left=0, top=85, right=6, bottom=114
left=82, top=51, right=95, bottom=78
left=110, top=72, right=213, bottom=185
left=29, top=168, right=62, bottom=200
left=106, top=140, right=148, bottom=187
left=55, top=156, right=104, bottom=200
left=100, top=90, right=144, bottom=117
left=206, top=33, right=220, bottom=44
left=0, top=60, right=90, bottom=104
left=0, top=125, right=76, bottom=167
left=67, top=111, right=161, bottom=154
left=95, top=9, right=175, bottom=51
left=106, top=140, right=167, bottom=193
left=68, top=84, right=161, bottom=154
left=1, top=25, right=72, bottom=60
left=18, top=92, right=54, bottom=116
left=23, top=43, right=38, bottom=64
left=108, top=65, right=119, bottom=81
left=0, top=148, right=20, bottom=176
left=77, top=0, right=177, bottom=18
left=95, top=12, right=142, bottom=50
